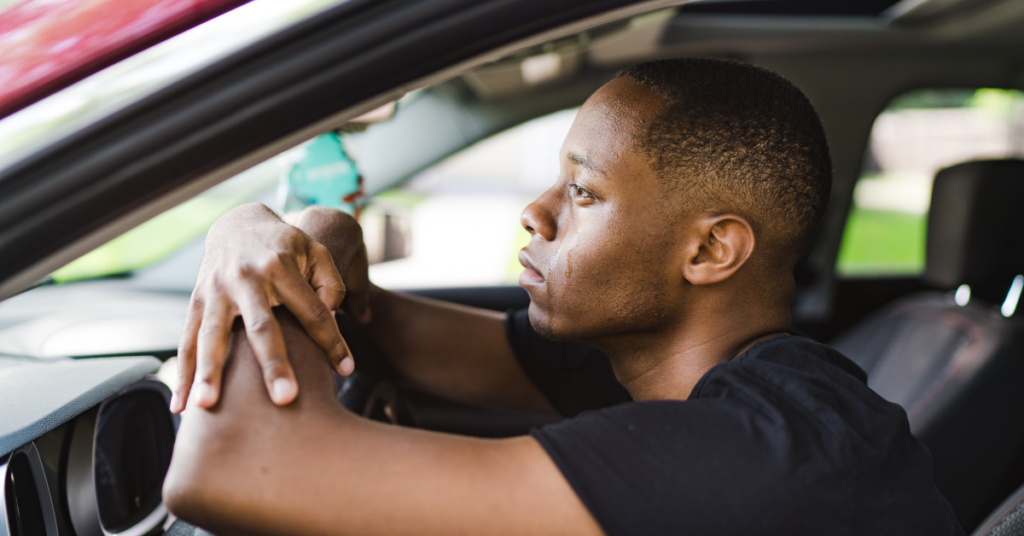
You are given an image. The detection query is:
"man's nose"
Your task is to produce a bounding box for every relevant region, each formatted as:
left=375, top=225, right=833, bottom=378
left=521, top=188, right=558, bottom=241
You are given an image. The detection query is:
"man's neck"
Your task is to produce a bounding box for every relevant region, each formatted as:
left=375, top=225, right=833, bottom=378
left=591, top=306, right=790, bottom=402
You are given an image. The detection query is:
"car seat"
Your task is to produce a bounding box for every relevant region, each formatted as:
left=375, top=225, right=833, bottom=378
left=972, top=481, right=1024, bottom=536
left=831, top=159, right=1024, bottom=531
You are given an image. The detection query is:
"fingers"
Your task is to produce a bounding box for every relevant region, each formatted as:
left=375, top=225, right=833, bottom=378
left=192, top=297, right=234, bottom=409
left=274, top=260, right=353, bottom=376
left=308, top=241, right=346, bottom=312
left=181, top=213, right=360, bottom=410
left=343, top=244, right=373, bottom=325
left=171, top=296, right=203, bottom=413
left=235, top=289, right=298, bottom=405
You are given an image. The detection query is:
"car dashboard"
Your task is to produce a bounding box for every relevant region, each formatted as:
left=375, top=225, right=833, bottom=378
left=0, top=280, right=549, bottom=536
left=1, top=355, right=178, bottom=536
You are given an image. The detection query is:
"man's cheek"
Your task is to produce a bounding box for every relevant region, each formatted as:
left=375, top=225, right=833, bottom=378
left=552, top=249, right=622, bottom=303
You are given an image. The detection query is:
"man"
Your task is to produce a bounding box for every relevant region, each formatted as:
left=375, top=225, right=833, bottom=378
left=163, top=59, right=964, bottom=535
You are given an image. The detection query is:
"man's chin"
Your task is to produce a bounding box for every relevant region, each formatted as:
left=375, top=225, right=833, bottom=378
left=527, top=303, right=574, bottom=342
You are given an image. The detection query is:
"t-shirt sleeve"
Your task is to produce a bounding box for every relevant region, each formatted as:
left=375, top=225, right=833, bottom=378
left=505, top=308, right=631, bottom=417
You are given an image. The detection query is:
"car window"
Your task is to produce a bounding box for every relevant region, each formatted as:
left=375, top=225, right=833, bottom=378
left=50, top=161, right=278, bottom=283
left=363, top=107, right=578, bottom=289
left=835, top=88, right=1024, bottom=277
left=46, top=106, right=578, bottom=290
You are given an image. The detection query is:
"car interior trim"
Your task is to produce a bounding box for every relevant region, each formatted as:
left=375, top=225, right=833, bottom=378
left=1, top=441, right=60, bottom=536
left=66, top=406, right=101, bottom=536
left=0, top=357, right=161, bottom=458
left=67, top=380, right=178, bottom=536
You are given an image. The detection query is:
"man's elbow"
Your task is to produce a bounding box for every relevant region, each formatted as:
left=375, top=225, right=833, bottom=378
left=162, top=414, right=243, bottom=525
left=162, top=461, right=204, bottom=522
left=163, top=430, right=220, bottom=523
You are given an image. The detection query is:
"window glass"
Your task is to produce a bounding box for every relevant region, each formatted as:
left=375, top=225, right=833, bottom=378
left=46, top=106, right=577, bottom=289
left=51, top=162, right=278, bottom=283
left=836, top=88, right=1024, bottom=276
left=366, top=108, right=578, bottom=289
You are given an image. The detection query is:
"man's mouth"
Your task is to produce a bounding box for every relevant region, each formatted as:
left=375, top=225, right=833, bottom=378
left=518, top=251, right=545, bottom=285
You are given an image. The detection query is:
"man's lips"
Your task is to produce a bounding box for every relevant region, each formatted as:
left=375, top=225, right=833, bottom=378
left=518, top=250, right=545, bottom=284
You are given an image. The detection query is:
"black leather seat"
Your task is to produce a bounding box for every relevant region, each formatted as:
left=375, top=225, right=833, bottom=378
left=832, top=160, right=1024, bottom=531
left=972, top=482, right=1024, bottom=536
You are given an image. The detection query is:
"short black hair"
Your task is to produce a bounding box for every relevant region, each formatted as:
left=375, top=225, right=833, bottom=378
left=617, top=58, right=831, bottom=255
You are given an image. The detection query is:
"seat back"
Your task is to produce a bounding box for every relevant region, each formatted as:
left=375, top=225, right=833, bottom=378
left=832, top=160, right=1024, bottom=531
left=972, top=482, right=1024, bottom=536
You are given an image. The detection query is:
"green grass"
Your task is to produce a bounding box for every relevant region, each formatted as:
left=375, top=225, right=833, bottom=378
left=51, top=163, right=278, bottom=283
left=836, top=208, right=926, bottom=276
left=50, top=197, right=237, bottom=283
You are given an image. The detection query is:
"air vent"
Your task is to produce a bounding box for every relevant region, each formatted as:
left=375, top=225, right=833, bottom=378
left=95, top=390, right=175, bottom=533
left=1, top=443, right=59, bottom=536
left=67, top=379, right=177, bottom=536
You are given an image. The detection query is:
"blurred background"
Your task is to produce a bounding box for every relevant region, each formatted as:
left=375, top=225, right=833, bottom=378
left=38, top=87, right=1024, bottom=290
left=45, top=105, right=578, bottom=290
left=837, top=88, right=1024, bottom=276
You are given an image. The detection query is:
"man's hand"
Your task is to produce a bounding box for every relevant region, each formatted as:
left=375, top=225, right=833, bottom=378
left=171, top=203, right=361, bottom=413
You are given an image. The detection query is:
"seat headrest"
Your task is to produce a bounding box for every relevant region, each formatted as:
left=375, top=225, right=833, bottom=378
left=925, top=159, right=1024, bottom=288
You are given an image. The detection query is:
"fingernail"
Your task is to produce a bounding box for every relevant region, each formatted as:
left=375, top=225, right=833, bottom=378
left=169, top=393, right=180, bottom=413
left=272, top=378, right=296, bottom=404
left=338, top=356, right=355, bottom=376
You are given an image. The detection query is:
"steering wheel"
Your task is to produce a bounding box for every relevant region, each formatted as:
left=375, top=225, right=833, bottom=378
left=333, top=312, right=414, bottom=425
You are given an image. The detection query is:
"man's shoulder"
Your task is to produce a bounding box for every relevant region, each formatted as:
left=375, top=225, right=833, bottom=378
left=733, top=334, right=869, bottom=384
left=693, top=335, right=876, bottom=406
left=694, top=335, right=902, bottom=438
left=532, top=336, right=960, bottom=536
left=554, top=335, right=891, bottom=437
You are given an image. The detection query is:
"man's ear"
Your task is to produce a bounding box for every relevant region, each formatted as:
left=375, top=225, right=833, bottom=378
left=680, top=214, right=755, bottom=285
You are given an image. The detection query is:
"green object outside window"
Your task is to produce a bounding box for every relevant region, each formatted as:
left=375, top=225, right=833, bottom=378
left=835, top=88, right=1024, bottom=277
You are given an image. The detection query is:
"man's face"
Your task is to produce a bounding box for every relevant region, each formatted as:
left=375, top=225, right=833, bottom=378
left=518, top=78, right=685, bottom=342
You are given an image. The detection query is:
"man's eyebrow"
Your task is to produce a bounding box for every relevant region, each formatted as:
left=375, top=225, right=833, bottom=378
left=567, top=152, right=606, bottom=176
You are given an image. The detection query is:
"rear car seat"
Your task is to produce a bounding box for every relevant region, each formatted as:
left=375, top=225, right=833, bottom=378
left=832, top=160, right=1024, bottom=531
left=972, top=482, right=1024, bottom=536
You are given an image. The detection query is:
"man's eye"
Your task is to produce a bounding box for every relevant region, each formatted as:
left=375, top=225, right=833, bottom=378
left=569, top=183, right=595, bottom=200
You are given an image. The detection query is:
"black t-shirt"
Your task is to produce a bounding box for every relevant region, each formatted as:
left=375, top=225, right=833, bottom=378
left=506, top=309, right=964, bottom=536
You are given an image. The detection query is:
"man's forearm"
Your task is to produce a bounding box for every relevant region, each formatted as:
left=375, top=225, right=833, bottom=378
left=364, top=285, right=553, bottom=413
left=163, top=310, right=599, bottom=536
left=293, top=207, right=553, bottom=414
